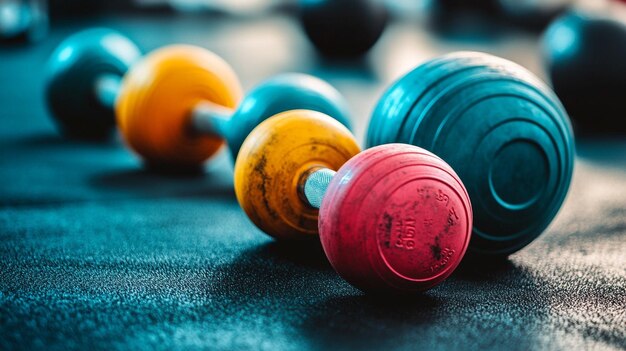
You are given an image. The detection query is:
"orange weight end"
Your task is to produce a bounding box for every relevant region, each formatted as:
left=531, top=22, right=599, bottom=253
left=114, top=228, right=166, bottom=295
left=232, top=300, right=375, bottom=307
left=234, top=110, right=361, bottom=240
left=116, top=45, right=242, bottom=168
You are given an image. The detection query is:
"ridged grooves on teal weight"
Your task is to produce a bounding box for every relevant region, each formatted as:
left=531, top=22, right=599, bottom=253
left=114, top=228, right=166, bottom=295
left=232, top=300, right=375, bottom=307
left=367, top=55, right=454, bottom=146
left=368, top=52, right=574, bottom=256
left=367, top=53, right=492, bottom=146
left=368, top=52, right=552, bottom=146
left=406, top=67, right=573, bottom=255
left=410, top=77, right=567, bottom=252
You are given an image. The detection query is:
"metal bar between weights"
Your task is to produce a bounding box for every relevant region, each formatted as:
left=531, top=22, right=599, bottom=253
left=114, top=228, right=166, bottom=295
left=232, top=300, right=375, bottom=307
left=190, top=100, right=234, bottom=138
left=94, top=74, right=122, bottom=110
left=302, top=168, right=336, bottom=209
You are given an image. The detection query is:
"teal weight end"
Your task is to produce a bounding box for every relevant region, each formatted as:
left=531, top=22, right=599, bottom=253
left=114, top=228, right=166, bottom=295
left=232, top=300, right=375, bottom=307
left=45, top=28, right=141, bottom=139
left=227, top=73, right=352, bottom=158
left=368, top=51, right=575, bottom=258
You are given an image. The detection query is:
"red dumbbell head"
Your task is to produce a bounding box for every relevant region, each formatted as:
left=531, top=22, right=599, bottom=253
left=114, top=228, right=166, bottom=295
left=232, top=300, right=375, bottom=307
left=319, top=144, right=472, bottom=293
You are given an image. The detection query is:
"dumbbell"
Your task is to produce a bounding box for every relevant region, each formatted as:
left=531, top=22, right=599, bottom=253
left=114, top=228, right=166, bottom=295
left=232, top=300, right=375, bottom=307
left=368, top=51, right=575, bottom=258
left=0, top=0, right=47, bottom=43
left=45, top=28, right=352, bottom=167
left=45, top=28, right=141, bottom=139
left=298, top=0, right=387, bottom=58
left=542, top=10, right=626, bottom=134
left=234, top=110, right=472, bottom=293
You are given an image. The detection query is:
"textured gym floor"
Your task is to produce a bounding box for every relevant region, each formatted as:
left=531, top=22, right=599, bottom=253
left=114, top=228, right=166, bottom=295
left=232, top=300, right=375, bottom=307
left=1, top=14, right=625, bottom=351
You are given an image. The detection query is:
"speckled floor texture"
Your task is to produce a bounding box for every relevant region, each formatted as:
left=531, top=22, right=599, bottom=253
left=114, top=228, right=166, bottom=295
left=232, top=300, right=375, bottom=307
left=1, top=14, right=625, bottom=351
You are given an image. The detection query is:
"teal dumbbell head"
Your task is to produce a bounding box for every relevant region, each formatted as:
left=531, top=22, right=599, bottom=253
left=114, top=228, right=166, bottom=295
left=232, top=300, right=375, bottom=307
left=226, top=73, right=352, bottom=157
left=45, top=28, right=141, bottom=139
left=368, top=51, right=574, bottom=258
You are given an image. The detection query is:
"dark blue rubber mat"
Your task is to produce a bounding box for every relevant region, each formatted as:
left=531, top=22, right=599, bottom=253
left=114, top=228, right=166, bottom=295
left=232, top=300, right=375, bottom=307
left=1, top=15, right=624, bottom=351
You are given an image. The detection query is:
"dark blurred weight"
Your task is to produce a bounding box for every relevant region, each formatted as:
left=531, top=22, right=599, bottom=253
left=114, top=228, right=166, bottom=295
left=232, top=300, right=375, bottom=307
left=298, top=0, right=387, bottom=58
left=542, top=10, right=626, bottom=134
left=0, top=0, right=48, bottom=43
left=297, top=0, right=574, bottom=57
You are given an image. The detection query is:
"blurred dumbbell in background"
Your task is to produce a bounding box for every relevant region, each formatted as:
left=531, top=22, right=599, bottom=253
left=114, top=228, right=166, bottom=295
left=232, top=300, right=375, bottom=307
left=298, top=0, right=388, bottom=58
left=0, top=0, right=47, bottom=43
left=542, top=0, right=626, bottom=135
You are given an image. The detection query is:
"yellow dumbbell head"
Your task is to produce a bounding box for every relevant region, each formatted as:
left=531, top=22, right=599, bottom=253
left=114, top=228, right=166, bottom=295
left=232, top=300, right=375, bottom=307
left=234, top=109, right=361, bottom=240
left=116, top=45, right=242, bottom=168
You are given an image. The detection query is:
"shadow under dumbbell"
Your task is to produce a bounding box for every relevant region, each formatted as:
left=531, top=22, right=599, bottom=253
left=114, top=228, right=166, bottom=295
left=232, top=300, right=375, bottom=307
left=0, top=132, right=130, bottom=207
left=254, top=240, right=331, bottom=270
left=204, top=240, right=339, bottom=311
left=299, top=294, right=443, bottom=350
left=12, top=132, right=120, bottom=150
left=89, top=167, right=235, bottom=201
left=293, top=261, right=560, bottom=350
left=453, top=256, right=515, bottom=281
left=219, top=240, right=332, bottom=274
left=576, top=138, right=626, bottom=172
